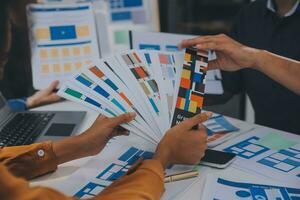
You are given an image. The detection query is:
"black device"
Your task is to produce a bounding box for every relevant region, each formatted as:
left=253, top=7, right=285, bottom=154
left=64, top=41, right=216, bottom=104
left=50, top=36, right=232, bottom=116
left=200, top=149, right=236, bottom=169
left=0, top=92, right=86, bottom=147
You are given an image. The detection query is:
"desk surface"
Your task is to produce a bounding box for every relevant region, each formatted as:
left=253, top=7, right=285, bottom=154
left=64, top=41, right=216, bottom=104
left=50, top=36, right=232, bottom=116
left=30, top=101, right=298, bottom=199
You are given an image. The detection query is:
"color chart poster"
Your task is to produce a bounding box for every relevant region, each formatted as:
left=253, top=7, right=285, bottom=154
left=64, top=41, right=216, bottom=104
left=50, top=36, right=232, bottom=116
left=171, top=47, right=208, bottom=127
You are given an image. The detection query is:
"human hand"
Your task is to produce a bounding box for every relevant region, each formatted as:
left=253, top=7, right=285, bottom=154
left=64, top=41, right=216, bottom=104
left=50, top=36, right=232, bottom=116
left=178, top=34, right=261, bottom=71
left=53, top=113, right=136, bottom=164
left=153, top=112, right=212, bottom=169
left=80, top=113, right=136, bottom=156
left=27, top=80, right=61, bottom=108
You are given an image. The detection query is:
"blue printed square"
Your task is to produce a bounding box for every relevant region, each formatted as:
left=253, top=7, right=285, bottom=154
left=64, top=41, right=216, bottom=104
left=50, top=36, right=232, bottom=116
left=193, top=73, right=202, bottom=83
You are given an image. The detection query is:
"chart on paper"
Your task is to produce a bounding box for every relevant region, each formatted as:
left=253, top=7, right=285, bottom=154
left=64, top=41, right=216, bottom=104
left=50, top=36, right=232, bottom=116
left=215, top=128, right=300, bottom=185
left=27, top=3, right=100, bottom=89
left=73, top=146, right=154, bottom=199
left=202, top=174, right=300, bottom=200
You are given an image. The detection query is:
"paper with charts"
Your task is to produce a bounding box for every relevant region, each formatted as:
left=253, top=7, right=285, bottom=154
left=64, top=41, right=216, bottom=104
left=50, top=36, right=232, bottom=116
left=58, top=48, right=243, bottom=145
left=49, top=139, right=198, bottom=200
left=215, top=127, right=300, bottom=185
left=202, top=174, right=300, bottom=200
left=27, top=3, right=100, bottom=89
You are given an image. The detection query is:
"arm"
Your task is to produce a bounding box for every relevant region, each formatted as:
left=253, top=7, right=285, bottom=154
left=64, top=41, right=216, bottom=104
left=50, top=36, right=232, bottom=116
left=0, top=112, right=211, bottom=200
left=0, top=113, right=135, bottom=179
left=98, top=112, right=211, bottom=200
left=179, top=34, right=300, bottom=95
left=26, top=81, right=61, bottom=109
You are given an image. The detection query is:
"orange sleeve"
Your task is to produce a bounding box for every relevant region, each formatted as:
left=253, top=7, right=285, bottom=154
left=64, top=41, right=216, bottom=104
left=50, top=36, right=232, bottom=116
left=0, top=164, right=76, bottom=200
left=97, top=159, right=165, bottom=200
left=0, top=142, right=58, bottom=179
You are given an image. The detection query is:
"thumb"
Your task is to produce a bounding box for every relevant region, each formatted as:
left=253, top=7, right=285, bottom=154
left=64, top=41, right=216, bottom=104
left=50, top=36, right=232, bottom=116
left=108, top=112, right=136, bottom=128
left=180, top=112, right=213, bottom=130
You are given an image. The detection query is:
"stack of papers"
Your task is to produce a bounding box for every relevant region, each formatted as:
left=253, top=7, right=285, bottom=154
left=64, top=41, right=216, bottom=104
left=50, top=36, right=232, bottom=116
left=58, top=47, right=211, bottom=143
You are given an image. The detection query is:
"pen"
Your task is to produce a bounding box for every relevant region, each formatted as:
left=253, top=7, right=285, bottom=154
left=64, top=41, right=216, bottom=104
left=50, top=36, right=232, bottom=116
left=164, top=170, right=199, bottom=183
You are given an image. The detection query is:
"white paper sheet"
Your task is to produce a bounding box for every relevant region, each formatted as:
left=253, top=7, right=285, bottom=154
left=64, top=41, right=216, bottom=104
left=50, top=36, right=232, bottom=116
left=202, top=173, right=300, bottom=200
left=214, top=127, right=300, bottom=185
left=27, top=3, right=100, bottom=89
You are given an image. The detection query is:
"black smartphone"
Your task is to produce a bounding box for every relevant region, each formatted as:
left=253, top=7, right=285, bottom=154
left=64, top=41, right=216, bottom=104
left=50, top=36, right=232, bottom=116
left=199, top=149, right=236, bottom=169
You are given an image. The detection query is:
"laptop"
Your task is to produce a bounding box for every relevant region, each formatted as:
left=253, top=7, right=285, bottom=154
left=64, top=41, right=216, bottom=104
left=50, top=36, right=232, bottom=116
left=0, top=92, right=86, bottom=147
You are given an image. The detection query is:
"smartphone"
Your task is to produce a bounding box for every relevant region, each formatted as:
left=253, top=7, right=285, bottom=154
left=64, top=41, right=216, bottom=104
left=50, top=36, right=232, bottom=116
left=199, top=149, right=236, bottom=169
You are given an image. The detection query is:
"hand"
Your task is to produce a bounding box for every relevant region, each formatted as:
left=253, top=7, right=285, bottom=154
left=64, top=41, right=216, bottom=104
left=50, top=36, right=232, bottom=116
left=27, top=80, right=61, bottom=108
left=153, top=112, right=212, bottom=169
left=179, top=34, right=261, bottom=71
left=53, top=113, right=136, bottom=164
left=80, top=113, right=136, bottom=155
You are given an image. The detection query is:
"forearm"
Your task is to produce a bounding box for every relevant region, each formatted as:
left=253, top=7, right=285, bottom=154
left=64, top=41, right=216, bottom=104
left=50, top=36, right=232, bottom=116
left=254, top=50, right=300, bottom=95
left=52, top=133, right=107, bottom=165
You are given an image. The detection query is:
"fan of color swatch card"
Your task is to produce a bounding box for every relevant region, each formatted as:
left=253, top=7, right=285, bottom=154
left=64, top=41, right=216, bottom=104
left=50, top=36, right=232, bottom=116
left=58, top=48, right=210, bottom=144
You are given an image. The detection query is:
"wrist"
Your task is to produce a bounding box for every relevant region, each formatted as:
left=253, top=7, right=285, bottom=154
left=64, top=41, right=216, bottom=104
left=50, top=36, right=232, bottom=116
left=26, top=96, right=37, bottom=108
left=78, top=130, right=109, bottom=156
left=250, top=49, right=266, bottom=71
left=153, top=148, right=170, bottom=169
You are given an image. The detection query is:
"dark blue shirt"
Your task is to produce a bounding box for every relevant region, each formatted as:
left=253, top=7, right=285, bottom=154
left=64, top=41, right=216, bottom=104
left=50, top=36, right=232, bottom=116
left=222, top=0, right=300, bottom=134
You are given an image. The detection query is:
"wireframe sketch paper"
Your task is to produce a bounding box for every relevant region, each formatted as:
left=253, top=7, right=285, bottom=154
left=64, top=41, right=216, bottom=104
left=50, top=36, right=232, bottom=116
left=214, top=127, right=300, bottom=185
left=202, top=174, right=300, bottom=200
left=27, top=3, right=100, bottom=89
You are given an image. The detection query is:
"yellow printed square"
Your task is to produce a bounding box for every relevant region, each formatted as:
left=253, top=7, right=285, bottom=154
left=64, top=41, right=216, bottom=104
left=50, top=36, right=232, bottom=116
left=64, top=63, right=72, bottom=72
left=75, top=62, right=82, bottom=69
left=77, top=25, right=90, bottom=37
left=182, top=69, right=191, bottom=79
left=62, top=48, right=70, bottom=57
left=180, top=98, right=186, bottom=110
left=53, top=64, right=61, bottom=73
left=188, top=100, right=197, bottom=113
left=85, top=60, right=92, bottom=65
left=83, top=45, right=92, bottom=55
left=41, top=64, right=49, bottom=74
left=51, top=49, right=59, bottom=58
left=39, top=49, right=48, bottom=59
left=35, top=28, right=50, bottom=40
left=184, top=53, right=191, bottom=62
left=73, top=47, right=81, bottom=56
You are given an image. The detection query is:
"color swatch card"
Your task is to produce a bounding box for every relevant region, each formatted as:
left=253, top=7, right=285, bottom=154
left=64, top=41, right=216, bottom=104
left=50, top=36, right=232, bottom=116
left=27, top=3, right=100, bottom=89
left=170, top=47, right=208, bottom=127
left=58, top=48, right=212, bottom=145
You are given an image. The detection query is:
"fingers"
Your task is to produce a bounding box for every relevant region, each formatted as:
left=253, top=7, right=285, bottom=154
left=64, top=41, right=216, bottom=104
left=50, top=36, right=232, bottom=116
left=107, top=112, right=136, bottom=127
left=47, top=80, right=59, bottom=92
left=178, top=34, right=229, bottom=50
left=179, top=112, right=213, bottom=130
left=113, top=126, right=130, bottom=136
left=48, top=93, right=61, bottom=102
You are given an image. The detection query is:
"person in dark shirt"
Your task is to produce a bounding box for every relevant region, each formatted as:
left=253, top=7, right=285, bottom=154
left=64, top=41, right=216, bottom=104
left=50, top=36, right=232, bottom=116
left=179, top=34, right=300, bottom=96
left=191, top=0, right=300, bottom=134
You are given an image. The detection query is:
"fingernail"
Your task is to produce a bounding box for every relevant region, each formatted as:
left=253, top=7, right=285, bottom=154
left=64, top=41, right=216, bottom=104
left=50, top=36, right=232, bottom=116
left=205, top=112, right=213, bottom=118
left=128, top=112, right=136, bottom=118
left=196, top=44, right=202, bottom=49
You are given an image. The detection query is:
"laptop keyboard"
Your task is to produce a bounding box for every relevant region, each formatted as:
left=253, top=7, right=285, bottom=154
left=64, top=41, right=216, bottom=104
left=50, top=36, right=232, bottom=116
left=0, top=113, right=54, bottom=147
